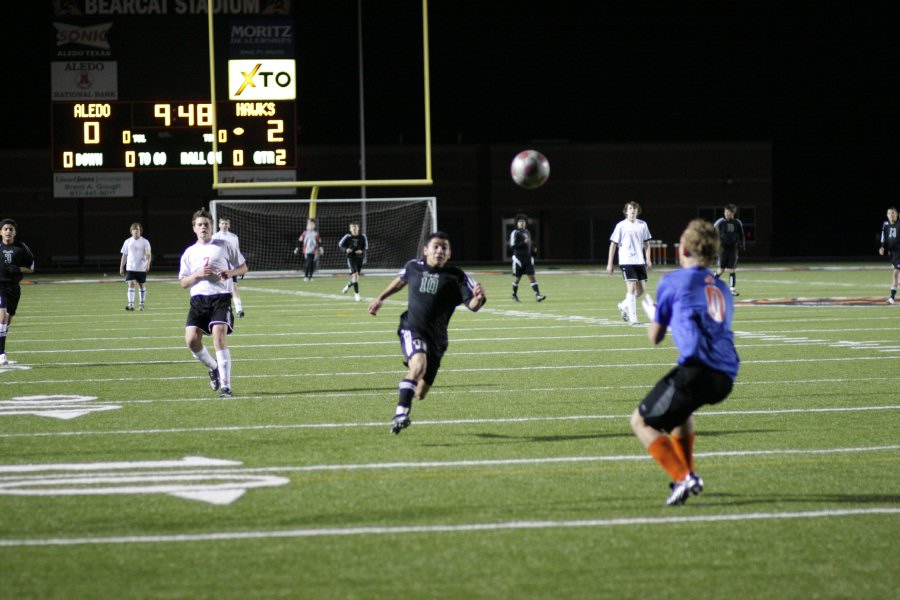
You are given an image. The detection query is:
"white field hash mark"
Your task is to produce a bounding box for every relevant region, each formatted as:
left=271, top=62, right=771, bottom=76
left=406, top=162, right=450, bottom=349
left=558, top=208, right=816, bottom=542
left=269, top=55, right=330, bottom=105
left=1, top=508, right=897, bottom=548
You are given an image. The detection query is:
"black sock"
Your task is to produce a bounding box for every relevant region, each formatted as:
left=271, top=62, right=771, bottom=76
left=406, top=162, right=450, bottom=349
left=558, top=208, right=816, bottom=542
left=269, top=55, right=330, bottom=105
left=353, top=281, right=359, bottom=293
left=531, top=282, right=541, bottom=296
left=729, top=273, right=736, bottom=288
left=892, top=288, right=897, bottom=299
left=512, top=282, right=519, bottom=296
left=397, top=379, right=416, bottom=414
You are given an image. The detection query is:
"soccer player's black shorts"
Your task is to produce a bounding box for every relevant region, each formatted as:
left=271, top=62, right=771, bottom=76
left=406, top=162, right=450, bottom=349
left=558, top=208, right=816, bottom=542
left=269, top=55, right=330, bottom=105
left=346, top=255, right=364, bottom=275
left=0, top=283, right=21, bottom=316
left=620, top=265, right=648, bottom=282
left=398, top=327, right=444, bottom=385
left=186, top=293, right=234, bottom=336
left=890, top=250, right=900, bottom=270
left=638, top=362, right=734, bottom=432
left=718, top=246, right=739, bottom=270
left=124, top=270, right=148, bottom=284
left=512, top=255, right=535, bottom=278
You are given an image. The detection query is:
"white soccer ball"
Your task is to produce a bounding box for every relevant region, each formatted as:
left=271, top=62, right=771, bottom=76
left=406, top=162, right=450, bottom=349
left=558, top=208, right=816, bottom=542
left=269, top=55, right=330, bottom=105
left=510, top=149, right=550, bottom=189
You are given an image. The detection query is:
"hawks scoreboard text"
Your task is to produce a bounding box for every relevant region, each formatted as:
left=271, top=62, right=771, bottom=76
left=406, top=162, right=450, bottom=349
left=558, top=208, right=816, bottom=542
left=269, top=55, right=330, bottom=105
left=51, top=101, right=296, bottom=171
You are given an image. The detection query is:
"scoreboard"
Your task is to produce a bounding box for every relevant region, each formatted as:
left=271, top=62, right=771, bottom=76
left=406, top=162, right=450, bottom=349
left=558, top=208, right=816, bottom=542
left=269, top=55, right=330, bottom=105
left=51, top=100, right=296, bottom=171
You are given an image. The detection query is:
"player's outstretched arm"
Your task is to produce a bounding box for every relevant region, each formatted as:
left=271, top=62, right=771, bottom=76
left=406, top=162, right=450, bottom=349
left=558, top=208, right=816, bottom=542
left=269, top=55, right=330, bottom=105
left=368, top=277, right=406, bottom=316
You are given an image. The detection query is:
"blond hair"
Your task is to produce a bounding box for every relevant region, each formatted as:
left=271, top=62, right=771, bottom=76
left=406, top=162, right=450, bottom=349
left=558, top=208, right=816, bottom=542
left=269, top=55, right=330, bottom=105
left=680, top=219, right=720, bottom=267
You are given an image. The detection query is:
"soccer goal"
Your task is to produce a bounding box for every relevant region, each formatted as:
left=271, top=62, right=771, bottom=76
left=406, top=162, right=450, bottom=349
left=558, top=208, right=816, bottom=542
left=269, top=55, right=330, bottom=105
left=209, top=197, right=437, bottom=272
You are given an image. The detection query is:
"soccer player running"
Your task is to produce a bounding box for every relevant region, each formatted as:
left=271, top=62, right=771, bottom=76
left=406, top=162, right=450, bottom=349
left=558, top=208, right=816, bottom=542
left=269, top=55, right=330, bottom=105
left=0, top=218, right=35, bottom=367
left=630, top=219, right=740, bottom=506
left=607, top=201, right=652, bottom=325
left=178, top=208, right=248, bottom=398
left=338, top=221, right=368, bottom=301
left=508, top=213, right=546, bottom=302
left=212, top=217, right=245, bottom=317
left=119, top=222, right=152, bottom=311
left=713, top=203, right=747, bottom=296
left=368, top=231, right=487, bottom=434
left=878, top=206, right=900, bottom=304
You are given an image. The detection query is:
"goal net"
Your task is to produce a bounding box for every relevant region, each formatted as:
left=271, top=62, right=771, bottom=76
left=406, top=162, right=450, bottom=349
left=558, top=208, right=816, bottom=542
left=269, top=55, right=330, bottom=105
left=209, top=197, right=437, bottom=273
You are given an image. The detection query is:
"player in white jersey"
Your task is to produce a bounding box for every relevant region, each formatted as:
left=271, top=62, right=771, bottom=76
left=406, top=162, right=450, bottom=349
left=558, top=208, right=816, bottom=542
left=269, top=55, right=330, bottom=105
left=211, top=217, right=245, bottom=317
left=607, top=201, right=652, bottom=325
left=179, top=208, right=248, bottom=398
left=119, top=223, right=152, bottom=311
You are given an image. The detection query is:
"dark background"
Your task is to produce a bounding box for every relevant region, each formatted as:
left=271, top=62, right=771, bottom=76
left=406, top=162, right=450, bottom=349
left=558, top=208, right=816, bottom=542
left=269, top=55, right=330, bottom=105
left=3, top=1, right=899, bottom=259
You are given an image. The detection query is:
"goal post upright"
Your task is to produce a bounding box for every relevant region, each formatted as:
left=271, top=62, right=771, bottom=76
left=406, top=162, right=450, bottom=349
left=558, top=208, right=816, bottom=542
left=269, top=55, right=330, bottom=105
left=205, top=0, right=433, bottom=192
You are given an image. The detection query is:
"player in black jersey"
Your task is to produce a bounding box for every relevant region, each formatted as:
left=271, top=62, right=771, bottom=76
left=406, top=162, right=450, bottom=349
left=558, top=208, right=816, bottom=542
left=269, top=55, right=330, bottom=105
left=368, top=231, right=487, bottom=434
left=879, top=206, right=900, bottom=303
left=0, top=218, right=35, bottom=366
left=508, top=214, right=546, bottom=302
left=338, top=221, right=368, bottom=302
left=713, top=204, right=746, bottom=296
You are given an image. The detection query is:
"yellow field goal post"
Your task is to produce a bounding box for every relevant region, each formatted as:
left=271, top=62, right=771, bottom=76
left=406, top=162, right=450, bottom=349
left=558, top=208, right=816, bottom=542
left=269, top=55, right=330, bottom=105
left=204, top=0, right=433, bottom=194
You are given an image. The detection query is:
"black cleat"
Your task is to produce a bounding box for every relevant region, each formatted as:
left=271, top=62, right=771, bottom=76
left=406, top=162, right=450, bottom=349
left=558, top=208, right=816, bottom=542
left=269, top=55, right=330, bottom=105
left=237, top=310, right=244, bottom=318
left=209, top=367, right=221, bottom=391
left=535, top=294, right=546, bottom=302
left=511, top=295, right=521, bottom=303
left=391, top=414, right=411, bottom=434
left=218, top=387, right=232, bottom=399
left=125, top=304, right=134, bottom=311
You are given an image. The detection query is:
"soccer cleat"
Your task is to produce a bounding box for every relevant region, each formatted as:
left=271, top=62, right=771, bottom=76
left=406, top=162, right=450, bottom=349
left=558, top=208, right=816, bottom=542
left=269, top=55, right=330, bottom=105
left=617, top=302, right=629, bottom=322
left=237, top=310, right=244, bottom=318
left=208, top=367, right=221, bottom=391
left=391, top=414, right=411, bottom=434
left=535, top=294, right=546, bottom=302
left=354, top=293, right=361, bottom=302
left=218, top=387, right=233, bottom=399
left=730, top=288, right=740, bottom=296
left=511, top=294, right=521, bottom=302
left=666, top=479, right=692, bottom=506
left=0, top=354, right=7, bottom=366
left=687, top=471, right=704, bottom=495
left=125, top=304, right=134, bottom=311
left=342, top=284, right=350, bottom=294
left=138, top=303, right=144, bottom=311
left=629, top=319, right=641, bottom=327
left=889, top=297, right=895, bottom=305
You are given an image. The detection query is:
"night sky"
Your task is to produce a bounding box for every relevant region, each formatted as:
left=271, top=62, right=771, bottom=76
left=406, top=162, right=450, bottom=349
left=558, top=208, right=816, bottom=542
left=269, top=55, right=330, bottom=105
left=7, top=1, right=900, bottom=256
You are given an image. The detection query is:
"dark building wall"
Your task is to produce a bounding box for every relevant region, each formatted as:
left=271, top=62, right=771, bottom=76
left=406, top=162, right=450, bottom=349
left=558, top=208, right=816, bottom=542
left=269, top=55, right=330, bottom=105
left=2, top=141, right=770, bottom=269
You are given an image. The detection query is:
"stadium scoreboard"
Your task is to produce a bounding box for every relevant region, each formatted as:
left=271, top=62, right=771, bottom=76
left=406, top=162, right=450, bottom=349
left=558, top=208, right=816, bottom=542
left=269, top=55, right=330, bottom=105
left=51, top=100, right=296, bottom=171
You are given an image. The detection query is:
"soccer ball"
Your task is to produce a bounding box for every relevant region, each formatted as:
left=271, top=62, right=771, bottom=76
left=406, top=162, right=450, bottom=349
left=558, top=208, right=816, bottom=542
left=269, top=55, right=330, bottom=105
left=510, top=150, right=550, bottom=189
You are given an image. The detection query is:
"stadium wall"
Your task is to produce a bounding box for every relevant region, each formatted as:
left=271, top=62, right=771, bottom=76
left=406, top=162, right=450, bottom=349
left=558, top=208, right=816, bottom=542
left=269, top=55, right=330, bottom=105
left=2, top=142, right=771, bottom=269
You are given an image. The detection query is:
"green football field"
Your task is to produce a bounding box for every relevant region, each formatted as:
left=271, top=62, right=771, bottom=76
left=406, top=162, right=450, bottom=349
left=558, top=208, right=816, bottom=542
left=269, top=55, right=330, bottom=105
left=1, top=264, right=898, bottom=599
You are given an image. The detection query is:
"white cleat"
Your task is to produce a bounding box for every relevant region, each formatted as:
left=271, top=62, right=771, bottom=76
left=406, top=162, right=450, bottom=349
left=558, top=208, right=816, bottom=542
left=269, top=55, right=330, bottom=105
left=0, top=354, right=8, bottom=366
left=354, top=293, right=361, bottom=302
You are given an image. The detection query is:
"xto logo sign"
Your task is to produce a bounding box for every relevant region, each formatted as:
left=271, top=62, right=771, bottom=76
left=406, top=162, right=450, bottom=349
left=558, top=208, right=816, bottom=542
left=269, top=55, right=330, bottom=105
left=229, top=59, right=296, bottom=100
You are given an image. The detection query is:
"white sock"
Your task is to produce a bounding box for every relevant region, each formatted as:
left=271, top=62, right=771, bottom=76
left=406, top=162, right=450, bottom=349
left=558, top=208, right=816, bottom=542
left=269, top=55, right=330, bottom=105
left=216, top=349, right=232, bottom=389
left=127, top=288, right=135, bottom=305
left=192, top=346, right=217, bottom=370
left=627, top=293, right=638, bottom=321
left=139, top=288, right=146, bottom=304
left=234, top=298, right=243, bottom=312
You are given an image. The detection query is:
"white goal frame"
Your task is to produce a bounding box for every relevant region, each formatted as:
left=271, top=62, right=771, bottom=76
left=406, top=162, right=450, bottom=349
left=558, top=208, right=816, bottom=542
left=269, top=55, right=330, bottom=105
left=210, top=197, right=438, bottom=274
